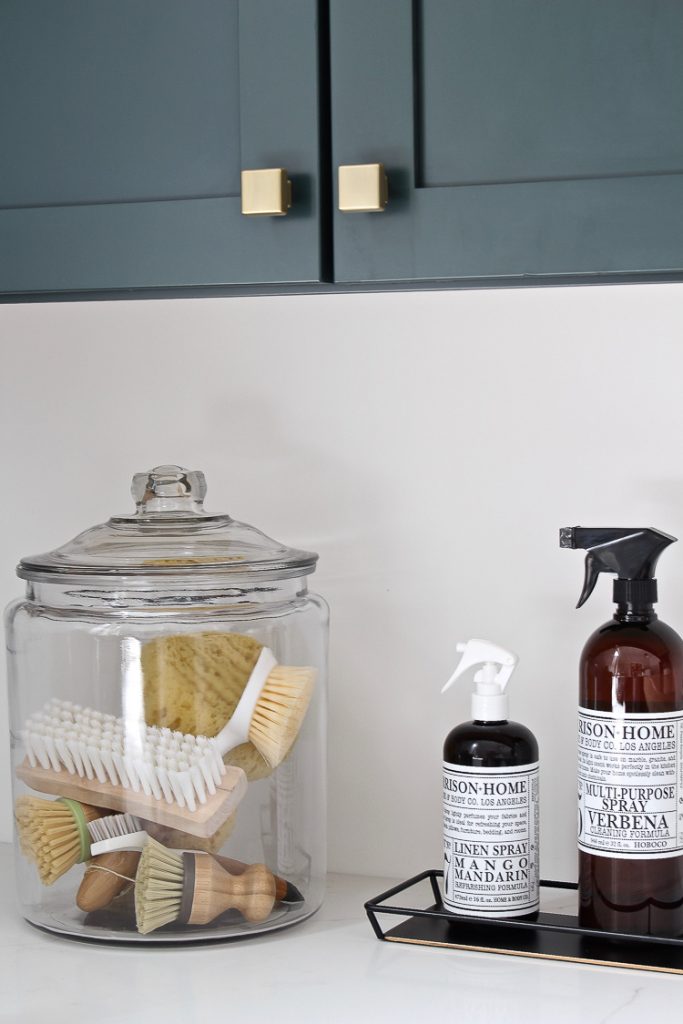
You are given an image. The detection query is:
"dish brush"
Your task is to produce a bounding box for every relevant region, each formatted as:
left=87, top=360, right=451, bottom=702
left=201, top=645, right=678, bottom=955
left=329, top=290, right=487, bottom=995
left=77, top=848, right=142, bottom=913
left=22, top=646, right=314, bottom=811
left=15, top=795, right=141, bottom=885
left=83, top=810, right=303, bottom=906
left=85, top=815, right=304, bottom=907
left=208, top=646, right=316, bottom=769
left=134, top=837, right=277, bottom=934
left=16, top=796, right=101, bottom=885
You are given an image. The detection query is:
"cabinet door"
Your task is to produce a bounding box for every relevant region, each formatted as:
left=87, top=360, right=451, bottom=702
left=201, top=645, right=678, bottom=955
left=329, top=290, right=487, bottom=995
left=0, top=0, right=321, bottom=297
left=331, top=0, right=683, bottom=284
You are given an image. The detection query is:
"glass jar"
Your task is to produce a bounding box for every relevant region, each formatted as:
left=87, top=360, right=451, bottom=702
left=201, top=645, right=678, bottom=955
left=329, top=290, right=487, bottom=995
left=5, top=465, right=327, bottom=943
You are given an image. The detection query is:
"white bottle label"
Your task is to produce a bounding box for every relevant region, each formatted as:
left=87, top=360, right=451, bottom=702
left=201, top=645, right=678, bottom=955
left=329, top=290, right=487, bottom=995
left=442, top=762, right=540, bottom=916
left=578, top=708, right=683, bottom=860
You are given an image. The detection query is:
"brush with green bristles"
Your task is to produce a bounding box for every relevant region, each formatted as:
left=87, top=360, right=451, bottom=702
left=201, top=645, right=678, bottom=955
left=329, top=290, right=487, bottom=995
left=135, top=837, right=280, bottom=934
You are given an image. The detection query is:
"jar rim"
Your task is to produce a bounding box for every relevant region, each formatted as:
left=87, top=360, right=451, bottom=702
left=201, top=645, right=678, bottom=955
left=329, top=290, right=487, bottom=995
left=16, top=559, right=317, bottom=584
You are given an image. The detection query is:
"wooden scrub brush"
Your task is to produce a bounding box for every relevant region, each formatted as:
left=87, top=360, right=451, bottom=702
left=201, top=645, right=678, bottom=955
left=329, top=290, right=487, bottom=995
left=17, top=699, right=247, bottom=836
left=18, top=634, right=311, bottom=829
left=135, top=837, right=277, bottom=935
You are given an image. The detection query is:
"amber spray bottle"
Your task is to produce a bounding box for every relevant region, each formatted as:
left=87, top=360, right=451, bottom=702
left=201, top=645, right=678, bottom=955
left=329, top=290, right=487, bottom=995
left=561, top=527, right=683, bottom=937
left=442, top=640, right=539, bottom=918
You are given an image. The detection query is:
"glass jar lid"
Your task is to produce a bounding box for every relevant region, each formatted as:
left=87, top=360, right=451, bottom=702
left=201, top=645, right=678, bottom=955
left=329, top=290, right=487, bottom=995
left=17, top=465, right=318, bottom=583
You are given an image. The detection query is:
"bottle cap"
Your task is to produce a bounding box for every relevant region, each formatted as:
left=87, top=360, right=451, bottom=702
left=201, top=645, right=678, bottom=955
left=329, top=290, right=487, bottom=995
left=442, top=639, right=518, bottom=722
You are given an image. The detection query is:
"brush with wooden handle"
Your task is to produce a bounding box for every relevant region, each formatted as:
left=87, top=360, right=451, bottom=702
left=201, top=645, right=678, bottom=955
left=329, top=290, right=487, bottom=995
left=186, top=857, right=275, bottom=926
left=77, top=850, right=141, bottom=912
left=78, top=816, right=304, bottom=912
left=74, top=811, right=147, bottom=911
left=135, top=837, right=278, bottom=934
left=213, top=854, right=304, bottom=905
left=76, top=852, right=303, bottom=916
left=86, top=829, right=304, bottom=907
left=14, top=797, right=145, bottom=885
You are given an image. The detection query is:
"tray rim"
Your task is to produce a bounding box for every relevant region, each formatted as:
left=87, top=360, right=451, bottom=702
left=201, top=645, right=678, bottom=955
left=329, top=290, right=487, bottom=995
left=364, top=870, right=683, bottom=956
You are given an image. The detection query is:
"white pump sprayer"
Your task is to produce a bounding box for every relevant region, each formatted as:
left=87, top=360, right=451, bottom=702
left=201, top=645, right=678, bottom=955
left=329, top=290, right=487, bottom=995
left=441, top=639, right=518, bottom=722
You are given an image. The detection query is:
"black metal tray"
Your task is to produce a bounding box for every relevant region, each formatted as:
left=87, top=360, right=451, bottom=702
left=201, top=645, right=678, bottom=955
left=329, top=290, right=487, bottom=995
left=365, top=871, right=683, bottom=974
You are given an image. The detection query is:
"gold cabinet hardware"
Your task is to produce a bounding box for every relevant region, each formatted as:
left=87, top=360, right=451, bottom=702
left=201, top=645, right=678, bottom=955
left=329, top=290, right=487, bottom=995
left=241, top=168, right=292, bottom=216
left=338, top=163, right=388, bottom=212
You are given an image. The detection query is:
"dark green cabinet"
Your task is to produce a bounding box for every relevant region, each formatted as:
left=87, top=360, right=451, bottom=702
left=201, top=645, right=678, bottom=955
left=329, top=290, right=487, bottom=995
left=330, top=0, right=683, bottom=285
left=3, top=0, right=683, bottom=298
left=0, top=0, right=323, bottom=296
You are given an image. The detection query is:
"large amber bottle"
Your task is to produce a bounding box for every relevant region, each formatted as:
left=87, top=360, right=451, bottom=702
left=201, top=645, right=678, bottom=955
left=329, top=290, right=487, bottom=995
left=561, top=527, right=683, bottom=937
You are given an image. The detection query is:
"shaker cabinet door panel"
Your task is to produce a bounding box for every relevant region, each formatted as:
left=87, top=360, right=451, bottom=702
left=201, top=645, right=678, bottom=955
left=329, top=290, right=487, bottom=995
left=0, top=0, right=322, bottom=296
left=330, top=0, right=683, bottom=284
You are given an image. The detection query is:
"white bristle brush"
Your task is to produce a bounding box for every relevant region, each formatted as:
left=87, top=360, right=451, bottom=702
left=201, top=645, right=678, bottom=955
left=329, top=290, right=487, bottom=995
left=88, top=812, right=148, bottom=855
left=23, top=700, right=226, bottom=812
left=23, top=648, right=315, bottom=812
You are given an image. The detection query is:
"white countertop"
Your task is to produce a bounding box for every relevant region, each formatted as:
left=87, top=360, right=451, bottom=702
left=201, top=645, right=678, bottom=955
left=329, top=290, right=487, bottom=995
left=0, top=843, right=680, bottom=1024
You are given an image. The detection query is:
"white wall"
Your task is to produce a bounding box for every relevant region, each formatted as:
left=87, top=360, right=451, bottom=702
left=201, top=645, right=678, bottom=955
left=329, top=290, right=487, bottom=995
left=2, top=284, right=683, bottom=883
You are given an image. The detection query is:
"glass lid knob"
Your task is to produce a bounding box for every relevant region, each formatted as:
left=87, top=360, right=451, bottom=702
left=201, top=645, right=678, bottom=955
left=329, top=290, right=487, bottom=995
left=131, top=465, right=208, bottom=516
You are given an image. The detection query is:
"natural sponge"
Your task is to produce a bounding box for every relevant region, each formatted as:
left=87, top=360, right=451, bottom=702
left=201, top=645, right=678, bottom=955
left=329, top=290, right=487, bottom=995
left=142, top=631, right=263, bottom=739
left=224, top=742, right=271, bottom=782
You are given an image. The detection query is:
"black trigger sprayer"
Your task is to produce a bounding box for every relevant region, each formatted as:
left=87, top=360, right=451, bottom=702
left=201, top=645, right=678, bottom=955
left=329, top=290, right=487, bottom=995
left=559, top=526, right=676, bottom=615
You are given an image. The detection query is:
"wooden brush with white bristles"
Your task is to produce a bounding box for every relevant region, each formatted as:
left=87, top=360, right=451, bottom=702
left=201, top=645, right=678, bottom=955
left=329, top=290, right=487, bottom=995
left=135, top=837, right=276, bottom=935
left=20, top=643, right=313, bottom=823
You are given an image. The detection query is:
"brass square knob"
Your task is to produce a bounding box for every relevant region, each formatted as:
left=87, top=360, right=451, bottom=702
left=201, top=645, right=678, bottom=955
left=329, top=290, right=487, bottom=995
left=241, top=168, right=292, bottom=216
left=338, top=163, right=388, bottom=212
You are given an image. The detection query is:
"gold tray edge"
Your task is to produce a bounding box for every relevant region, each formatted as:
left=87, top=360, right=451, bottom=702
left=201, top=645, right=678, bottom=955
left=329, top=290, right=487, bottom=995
left=384, top=934, right=683, bottom=975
